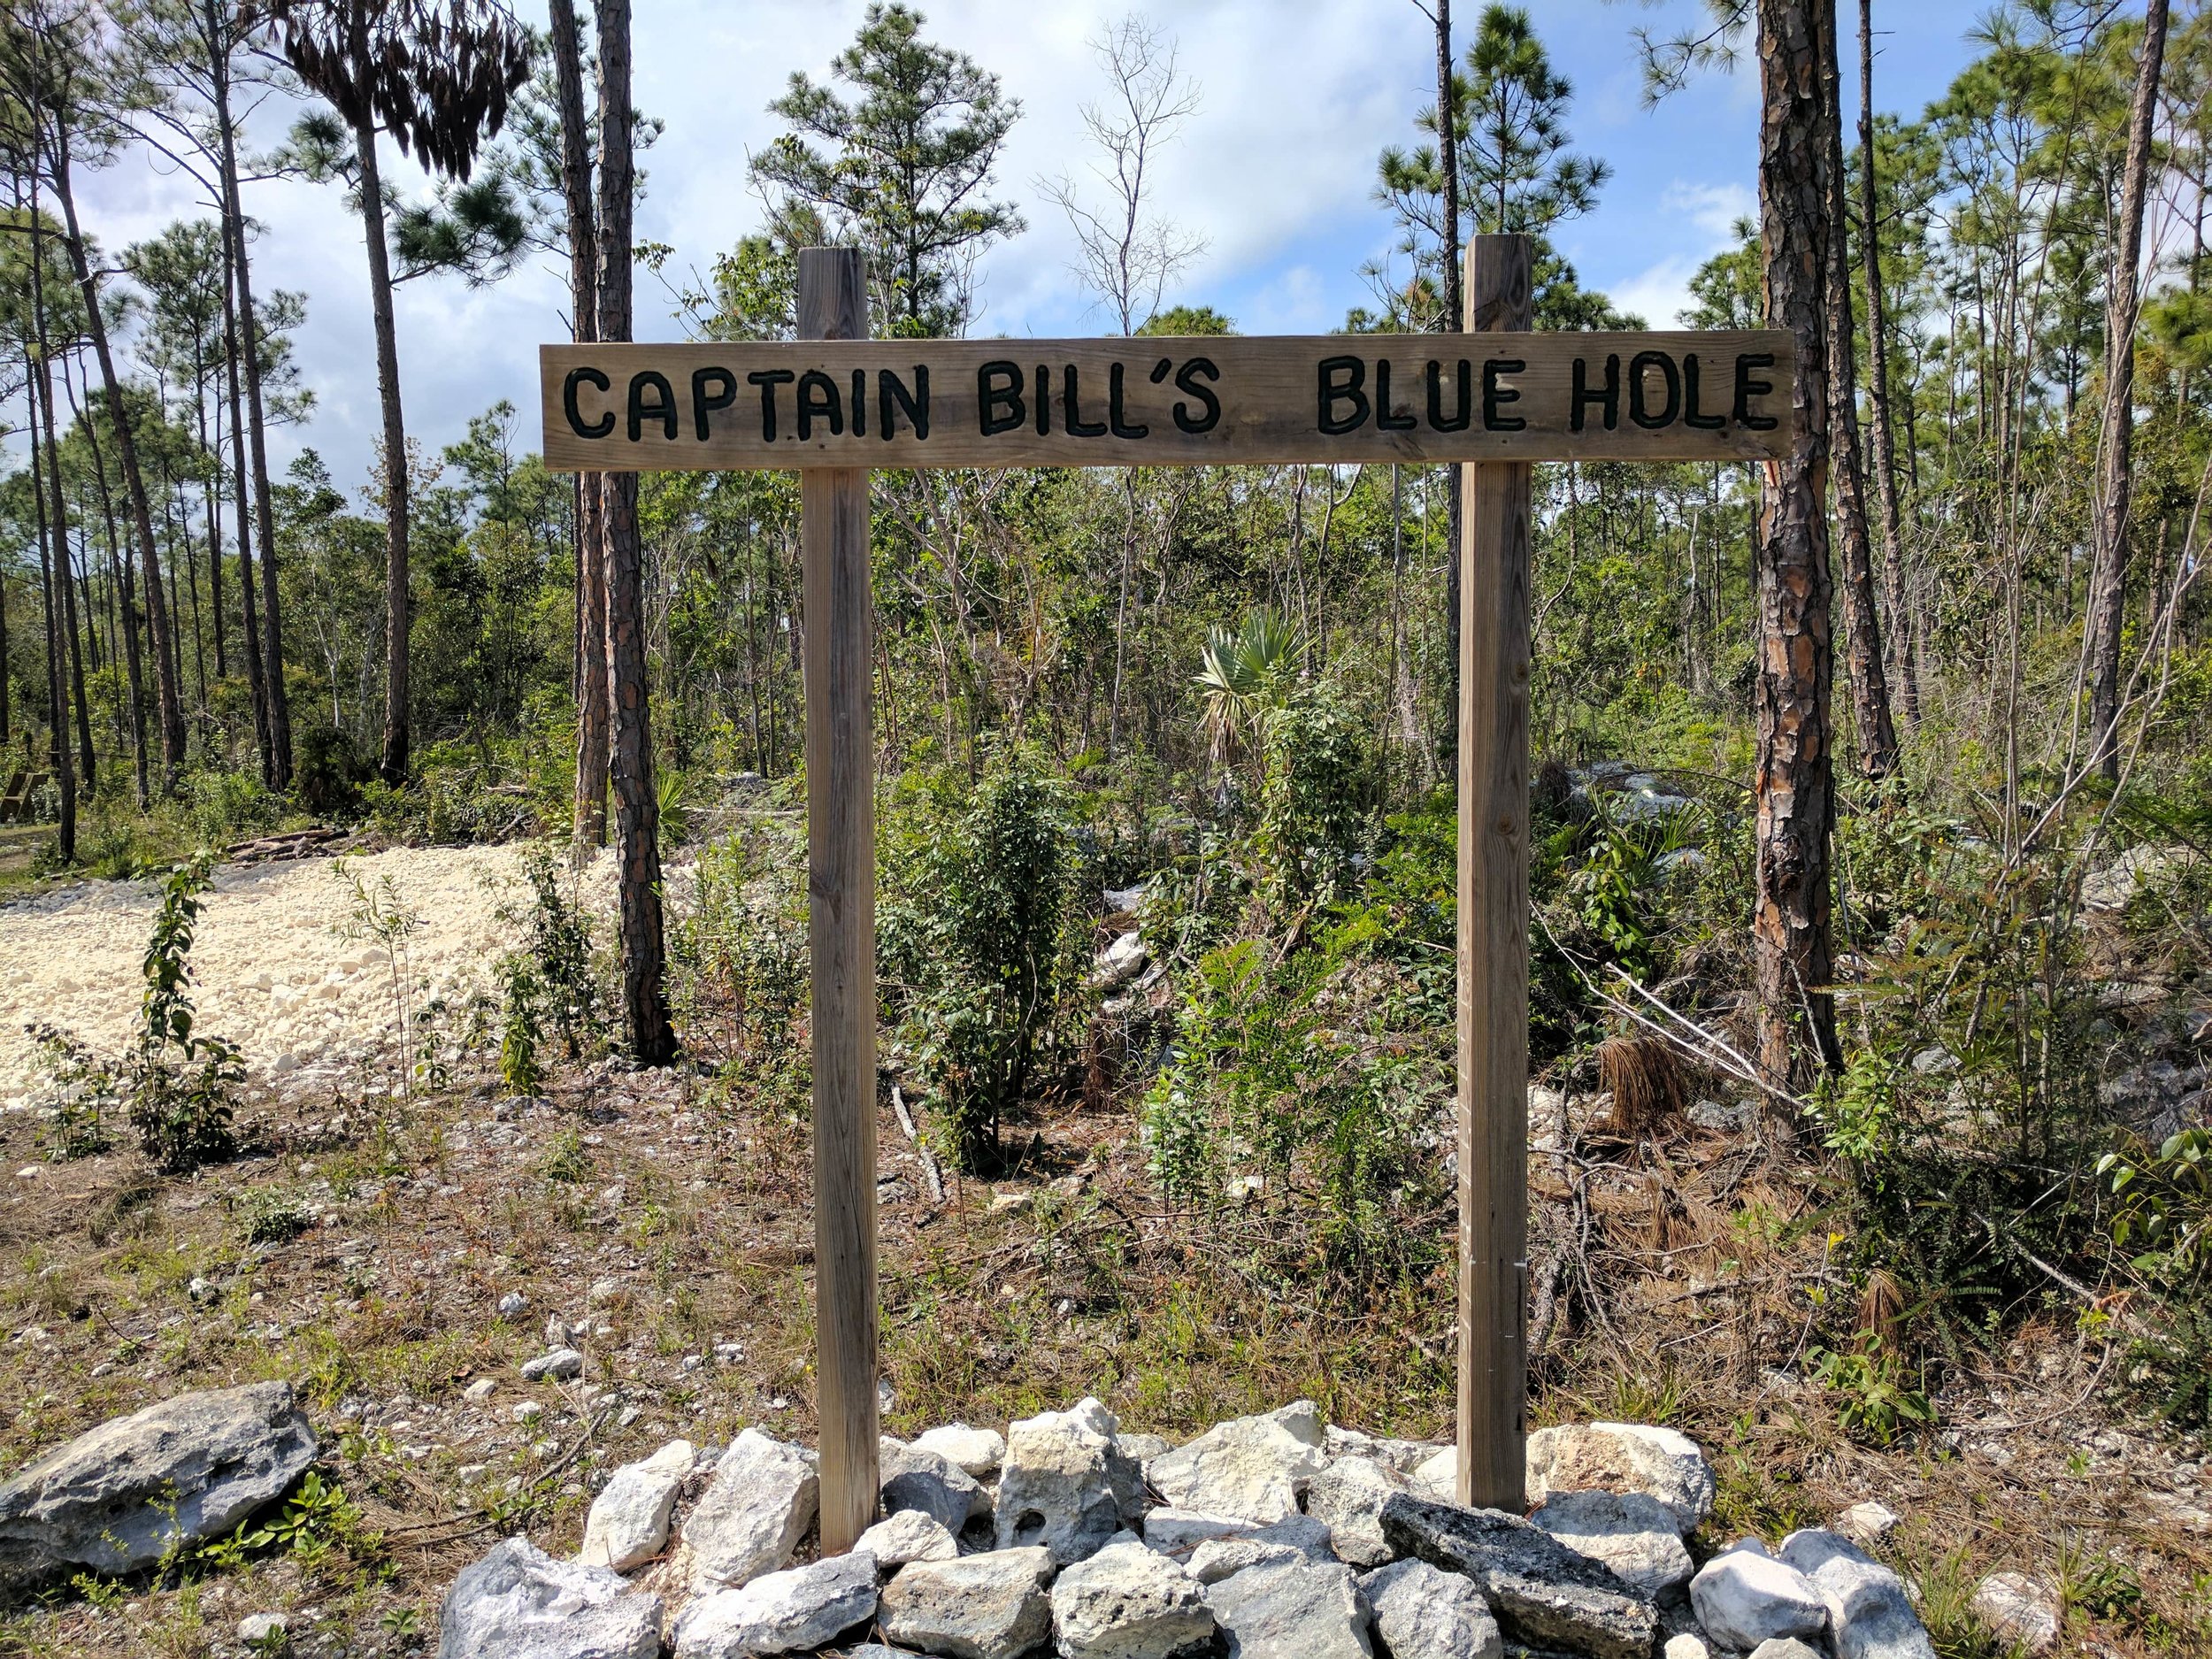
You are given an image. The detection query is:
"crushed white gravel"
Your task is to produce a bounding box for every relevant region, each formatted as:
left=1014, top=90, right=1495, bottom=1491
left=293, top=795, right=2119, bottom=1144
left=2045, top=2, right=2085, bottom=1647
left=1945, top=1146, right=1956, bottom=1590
left=0, top=844, right=650, bottom=1111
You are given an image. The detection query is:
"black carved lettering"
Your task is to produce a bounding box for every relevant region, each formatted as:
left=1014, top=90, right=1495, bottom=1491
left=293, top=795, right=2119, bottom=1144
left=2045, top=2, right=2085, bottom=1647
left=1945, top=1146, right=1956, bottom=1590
left=1318, top=355, right=1368, bottom=434
left=1682, top=354, right=1724, bottom=429
left=1628, top=350, right=1681, bottom=429
left=979, top=361, right=1024, bottom=435
left=1375, top=359, right=1416, bottom=431
left=795, top=370, right=843, bottom=441
left=1036, top=365, right=1050, bottom=434
left=1064, top=365, right=1108, bottom=436
left=880, top=366, right=929, bottom=440
left=691, top=367, right=738, bottom=441
left=1149, top=357, right=1173, bottom=384
left=564, top=366, right=614, bottom=439
left=1571, top=355, right=1620, bottom=433
left=1109, top=362, right=1148, bottom=439
left=1480, top=358, right=1525, bottom=432
left=747, top=369, right=795, bottom=441
left=1427, top=359, right=1473, bottom=432
left=1172, top=358, right=1220, bottom=433
left=850, top=370, right=868, bottom=437
left=1732, top=353, right=1778, bottom=430
left=627, top=371, right=678, bottom=442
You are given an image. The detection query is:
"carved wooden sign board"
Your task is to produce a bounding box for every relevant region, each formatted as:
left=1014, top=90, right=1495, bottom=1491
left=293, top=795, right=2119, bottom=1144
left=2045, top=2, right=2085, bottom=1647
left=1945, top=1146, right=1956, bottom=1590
left=541, top=331, right=1797, bottom=471
left=538, top=240, right=1801, bottom=1555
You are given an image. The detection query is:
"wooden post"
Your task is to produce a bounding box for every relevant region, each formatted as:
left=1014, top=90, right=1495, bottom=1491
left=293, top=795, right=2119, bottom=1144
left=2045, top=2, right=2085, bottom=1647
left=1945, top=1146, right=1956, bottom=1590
left=799, top=246, right=879, bottom=1553
left=1455, top=233, right=1532, bottom=1512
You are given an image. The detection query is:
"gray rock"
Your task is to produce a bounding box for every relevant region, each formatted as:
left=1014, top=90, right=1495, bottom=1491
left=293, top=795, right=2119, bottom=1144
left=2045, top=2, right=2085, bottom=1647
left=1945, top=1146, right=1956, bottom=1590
left=1143, top=1509, right=1255, bottom=1554
left=1148, top=1402, right=1327, bottom=1525
left=1688, top=1540, right=1827, bottom=1652
left=914, top=1424, right=1008, bottom=1479
left=520, top=1348, right=585, bottom=1383
left=1409, top=1448, right=1458, bottom=1502
left=436, top=1535, right=663, bottom=1659
left=881, top=1547, right=1057, bottom=1659
left=1780, top=1529, right=1933, bottom=1659
left=0, top=1380, right=317, bottom=1593
left=885, top=1435, right=990, bottom=1530
left=859, top=1509, right=963, bottom=1568
left=1748, top=1643, right=1823, bottom=1659
left=580, top=1440, right=694, bottom=1572
left=1970, top=1571, right=2059, bottom=1655
left=672, top=1550, right=880, bottom=1658
left=995, top=1398, right=1143, bottom=1564
left=1662, top=1637, right=1710, bottom=1659
left=1524, top=1423, right=1715, bottom=1533
left=676, top=1427, right=819, bottom=1591
left=1322, top=1428, right=1446, bottom=1479
left=237, top=1612, right=288, bottom=1645
left=1051, top=1537, right=1214, bottom=1659
left=1202, top=1558, right=1372, bottom=1659
left=1304, top=1456, right=1405, bottom=1568
left=1528, top=1489, right=1694, bottom=1595
left=1358, top=1558, right=1502, bottom=1659
left=497, top=1292, right=527, bottom=1317
left=1185, top=1517, right=1338, bottom=1585
left=1377, top=1493, right=1657, bottom=1659
left=1832, top=1502, right=1900, bottom=1545
left=1118, top=1433, right=1174, bottom=1464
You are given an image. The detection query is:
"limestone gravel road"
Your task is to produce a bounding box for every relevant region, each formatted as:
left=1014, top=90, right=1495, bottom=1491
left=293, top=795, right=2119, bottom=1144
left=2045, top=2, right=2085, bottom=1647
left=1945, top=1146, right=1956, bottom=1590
left=0, top=844, right=639, bottom=1111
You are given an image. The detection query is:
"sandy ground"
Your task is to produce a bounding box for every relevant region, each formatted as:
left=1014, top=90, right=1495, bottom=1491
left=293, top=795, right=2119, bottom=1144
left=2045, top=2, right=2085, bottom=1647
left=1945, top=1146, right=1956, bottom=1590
left=0, top=845, right=632, bottom=1111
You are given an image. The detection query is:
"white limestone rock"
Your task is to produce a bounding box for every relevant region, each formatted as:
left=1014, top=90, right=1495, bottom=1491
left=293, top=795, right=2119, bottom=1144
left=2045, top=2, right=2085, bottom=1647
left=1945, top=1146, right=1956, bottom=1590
left=1147, top=1402, right=1327, bottom=1525
left=857, top=1509, right=962, bottom=1569
left=1971, top=1571, right=2060, bottom=1655
left=672, top=1550, right=880, bottom=1659
left=436, top=1535, right=662, bottom=1659
left=1832, top=1501, right=1901, bottom=1545
left=1050, top=1536, right=1215, bottom=1659
left=1357, top=1558, right=1502, bottom=1659
left=883, top=1435, right=990, bottom=1530
left=1528, top=1488, right=1694, bottom=1596
left=995, top=1398, right=1144, bottom=1564
left=579, top=1440, right=693, bottom=1572
left=914, top=1424, right=1008, bottom=1479
left=1688, top=1540, right=1829, bottom=1652
left=1780, top=1529, right=1934, bottom=1659
left=1187, top=1517, right=1338, bottom=1585
left=1302, top=1456, right=1405, bottom=1569
left=674, top=1427, right=819, bottom=1592
left=1321, top=1427, right=1447, bottom=1479
left=1662, top=1636, right=1710, bottom=1659
left=1202, top=1557, right=1373, bottom=1659
left=1525, top=1422, right=1716, bottom=1533
left=881, top=1547, right=1058, bottom=1659
left=1142, top=1509, right=1254, bottom=1555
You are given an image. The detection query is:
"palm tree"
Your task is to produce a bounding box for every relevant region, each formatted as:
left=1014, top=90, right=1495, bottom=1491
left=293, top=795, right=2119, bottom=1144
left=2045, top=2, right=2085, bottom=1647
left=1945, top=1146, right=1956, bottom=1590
left=250, top=0, right=532, bottom=785
left=1194, top=606, right=1304, bottom=770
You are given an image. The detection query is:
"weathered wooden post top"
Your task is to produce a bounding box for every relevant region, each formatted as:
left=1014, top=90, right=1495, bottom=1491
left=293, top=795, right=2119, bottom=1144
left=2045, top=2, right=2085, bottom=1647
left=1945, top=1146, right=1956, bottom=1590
left=541, top=238, right=1798, bottom=1550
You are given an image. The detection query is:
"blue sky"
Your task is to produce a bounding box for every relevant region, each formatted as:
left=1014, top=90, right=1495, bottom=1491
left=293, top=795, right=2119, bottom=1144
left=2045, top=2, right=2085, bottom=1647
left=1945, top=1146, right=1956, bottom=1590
left=57, top=0, right=2001, bottom=492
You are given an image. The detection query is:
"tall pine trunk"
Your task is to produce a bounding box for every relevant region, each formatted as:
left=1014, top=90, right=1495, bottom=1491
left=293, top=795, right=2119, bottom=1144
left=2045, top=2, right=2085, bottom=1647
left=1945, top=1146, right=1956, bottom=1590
left=212, top=0, right=293, bottom=788
left=596, top=0, right=676, bottom=1062
left=349, top=78, right=413, bottom=785
left=551, top=0, right=608, bottom=849
left=50, top=141, right=186, bottom=788
left=1434, top=0, right=1463, bottom=764
left=1821, top=0, right=1898, bottom=780
left=2086, top=0, right=2170, bottom=782
left=1754, top=0, right=1843, bottom=1094
left=224, top=227, right=274, bottom=780
left=24, top=299, right=76, bottom=860
left=68, top=365, right=141, bottom=800
left=1857, top=0, right=1918, bottom=729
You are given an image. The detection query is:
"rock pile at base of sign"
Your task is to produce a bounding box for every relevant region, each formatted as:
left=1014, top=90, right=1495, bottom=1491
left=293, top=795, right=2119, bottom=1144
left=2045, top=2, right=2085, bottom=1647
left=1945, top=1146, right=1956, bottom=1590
left=433, top=1403, right=1939, bottom=1659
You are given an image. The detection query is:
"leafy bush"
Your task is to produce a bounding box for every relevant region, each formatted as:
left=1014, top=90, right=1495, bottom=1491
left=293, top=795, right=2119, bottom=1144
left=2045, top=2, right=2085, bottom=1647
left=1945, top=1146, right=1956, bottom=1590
left=672, top=817, right=809, bottom=1068
left=883, top=749, right=1081, bottom=1173
left=237, top=1186, right=318, bottom=1245
left=2099, top=1128, right=2212, bottom=1421
left=27, top=1025, right=119, bottom=1161
left=127, top=857, right=242, bottom=1171
left=1254, top=684, right=1371, bottom=916
left=296, top=724, right=370, bottom=817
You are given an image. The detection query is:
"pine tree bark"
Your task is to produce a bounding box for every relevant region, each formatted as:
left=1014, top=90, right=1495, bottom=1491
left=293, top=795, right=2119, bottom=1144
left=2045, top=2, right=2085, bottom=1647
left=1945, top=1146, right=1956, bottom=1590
left=24, top=318, right=76, bottom=861
left=224, top=226, right=275, bottom=780
left=50, top=142, right=186, bottom=787
left=1434, top=0, right=1463, bottom=763
left=596, top=0, right=676, bottom=1063
left=1822, top=0, right=1898, bottom=780
left=1754, top=0, right=1844, bottom=1095
left=550, top=0, right=608, bottom=849
left=2086, top=0, right=2170, bottom=782
left=211, top=0, right=292, bottom=786
left=65, top=364, right=136, bottom=799
left=1857, top=0, right=1918, bottom=729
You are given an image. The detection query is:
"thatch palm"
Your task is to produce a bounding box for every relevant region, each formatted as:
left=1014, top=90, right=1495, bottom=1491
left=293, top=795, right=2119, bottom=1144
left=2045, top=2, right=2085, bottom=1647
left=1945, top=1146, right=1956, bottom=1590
left=250, top=0, right=532, bottom=784
left=1195, top=606, right=1303, bottom=767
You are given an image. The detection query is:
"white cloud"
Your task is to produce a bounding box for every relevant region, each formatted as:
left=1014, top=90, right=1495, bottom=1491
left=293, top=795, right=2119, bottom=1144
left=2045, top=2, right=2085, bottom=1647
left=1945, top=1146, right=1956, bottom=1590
left=1661, top=180, right=1757, bottom=242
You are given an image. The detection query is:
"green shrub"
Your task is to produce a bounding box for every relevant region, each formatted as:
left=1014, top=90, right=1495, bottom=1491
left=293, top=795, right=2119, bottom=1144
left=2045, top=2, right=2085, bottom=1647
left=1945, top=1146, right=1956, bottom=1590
left=296, top=725, right=370, bottom=817
left=127, top=857, right=242, bottom=1171
left=1255, top=683, right=1370, bottom=916
left=672, top=818, right=809, bottom=1067
left=237, top=1186, right=318, bottom=1245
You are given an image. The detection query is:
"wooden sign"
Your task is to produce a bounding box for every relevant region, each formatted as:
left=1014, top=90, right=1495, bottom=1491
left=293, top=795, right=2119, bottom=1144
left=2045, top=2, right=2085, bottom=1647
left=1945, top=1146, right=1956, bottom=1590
left=547, top=238, right=1805, bottom=1545
left=540, top=331, right=1796, bottom=472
